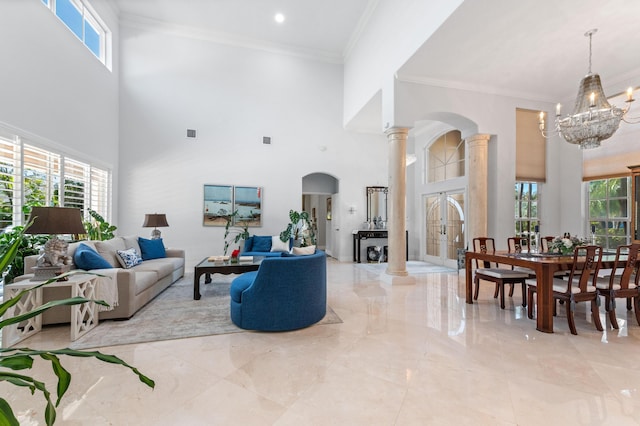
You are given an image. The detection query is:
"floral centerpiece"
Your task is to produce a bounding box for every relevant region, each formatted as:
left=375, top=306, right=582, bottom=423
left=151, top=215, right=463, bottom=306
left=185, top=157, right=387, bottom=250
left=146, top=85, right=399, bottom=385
left=548, top=236, right=586, bottom=255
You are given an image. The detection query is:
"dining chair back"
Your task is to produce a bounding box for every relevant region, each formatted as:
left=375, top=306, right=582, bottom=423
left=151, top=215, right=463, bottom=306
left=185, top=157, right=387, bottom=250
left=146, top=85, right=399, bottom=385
left=555, top=245, right=604, bottom=335
left=540, top=236, right=555, bottom=253
left=596, top=243, right=640, bottom=328
left=507, top=236, right=527, bottom=254
left=472, top=237, right=529, bottom=309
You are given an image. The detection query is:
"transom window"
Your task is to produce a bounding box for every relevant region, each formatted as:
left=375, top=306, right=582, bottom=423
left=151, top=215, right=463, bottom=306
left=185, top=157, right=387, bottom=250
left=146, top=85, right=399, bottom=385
left=588, top=177, right=630, bottom=249
left=41, top=0, right=111, bottom=69
left=425, top=130, right=465, bottom=183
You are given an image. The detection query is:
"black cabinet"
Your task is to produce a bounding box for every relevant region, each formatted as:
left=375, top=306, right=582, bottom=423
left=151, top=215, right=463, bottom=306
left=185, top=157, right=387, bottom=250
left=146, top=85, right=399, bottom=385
left=352, top=230, right=408, bottom=263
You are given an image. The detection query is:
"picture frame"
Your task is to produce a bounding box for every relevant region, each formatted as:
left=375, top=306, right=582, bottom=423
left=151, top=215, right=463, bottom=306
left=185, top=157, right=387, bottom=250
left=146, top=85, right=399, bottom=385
left=203, top=185, right=233, bottom=227
left=233, top=186, right=262, bottom=227
left=326, top=197, right=332, bottom=220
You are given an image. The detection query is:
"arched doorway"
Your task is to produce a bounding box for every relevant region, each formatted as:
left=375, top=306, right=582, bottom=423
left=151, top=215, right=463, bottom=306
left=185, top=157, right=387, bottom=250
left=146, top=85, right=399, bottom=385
left=302, top=173, right=339, bottom=257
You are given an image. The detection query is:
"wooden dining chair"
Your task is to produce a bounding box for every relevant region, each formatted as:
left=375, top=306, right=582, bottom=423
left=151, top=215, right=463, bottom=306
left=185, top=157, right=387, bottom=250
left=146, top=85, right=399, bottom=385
left=540, top=236, right=555, bottom=253
left=527, top=245, right=604, bottom=335
left=507, top=236, right=536, bottom=274
left=595, top=243, right=640, bottom=329
left=473, top=237, right=529, bottom=309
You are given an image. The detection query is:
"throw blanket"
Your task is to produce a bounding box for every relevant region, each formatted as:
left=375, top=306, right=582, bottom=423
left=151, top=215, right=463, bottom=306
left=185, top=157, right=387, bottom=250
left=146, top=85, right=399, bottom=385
left=92, top=269, right=119, bottom=312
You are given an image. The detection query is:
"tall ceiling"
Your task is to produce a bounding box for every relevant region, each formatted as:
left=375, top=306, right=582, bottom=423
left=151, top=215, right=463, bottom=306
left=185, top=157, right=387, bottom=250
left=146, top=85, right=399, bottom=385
left=113, top=0, right=640, bottom=108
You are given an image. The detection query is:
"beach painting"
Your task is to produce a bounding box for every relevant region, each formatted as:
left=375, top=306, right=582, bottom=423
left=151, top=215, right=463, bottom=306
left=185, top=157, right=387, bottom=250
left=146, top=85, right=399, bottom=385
left=233, top=186, right=262, bottom=227
left=203, top=184, right=233, bottom=226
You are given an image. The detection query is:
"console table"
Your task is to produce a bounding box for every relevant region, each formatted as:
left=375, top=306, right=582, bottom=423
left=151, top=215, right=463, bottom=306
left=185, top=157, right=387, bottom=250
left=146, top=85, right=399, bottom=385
left=352, top=230, right=408, bottom=263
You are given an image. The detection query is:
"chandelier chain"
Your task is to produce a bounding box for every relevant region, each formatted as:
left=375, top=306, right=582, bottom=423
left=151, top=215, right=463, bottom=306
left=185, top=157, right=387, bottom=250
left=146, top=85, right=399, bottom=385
left=588, top=31, right=592, bottom=74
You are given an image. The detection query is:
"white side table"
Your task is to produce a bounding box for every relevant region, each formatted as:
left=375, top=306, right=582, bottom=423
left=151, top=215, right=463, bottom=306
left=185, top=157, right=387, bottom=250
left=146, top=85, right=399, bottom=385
left=2, top=274, right=99, bottom=347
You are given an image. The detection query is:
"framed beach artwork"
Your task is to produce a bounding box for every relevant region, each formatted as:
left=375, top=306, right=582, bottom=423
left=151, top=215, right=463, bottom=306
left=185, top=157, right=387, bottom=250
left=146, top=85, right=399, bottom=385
left=203, top=184, right=233, bottom=226
left=233, top=186, right=262, bottom=227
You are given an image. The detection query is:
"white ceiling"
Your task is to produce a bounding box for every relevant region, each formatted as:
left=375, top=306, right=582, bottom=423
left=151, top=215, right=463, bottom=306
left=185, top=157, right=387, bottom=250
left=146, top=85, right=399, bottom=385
left=113, top=0, right=640, bottom=107
left=113, top=0, right=374, bottom=62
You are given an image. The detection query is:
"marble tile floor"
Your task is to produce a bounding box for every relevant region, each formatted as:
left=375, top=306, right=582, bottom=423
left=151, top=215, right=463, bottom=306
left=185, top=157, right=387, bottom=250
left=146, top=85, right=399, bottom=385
left=3, top=259, right=640, bottom=425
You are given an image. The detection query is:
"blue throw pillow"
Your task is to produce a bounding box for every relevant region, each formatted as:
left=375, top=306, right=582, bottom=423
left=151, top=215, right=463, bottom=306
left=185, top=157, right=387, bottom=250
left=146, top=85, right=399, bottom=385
left=251, top=235, right=272, bottom=252
left=138, top=237, right=166, bottom=260
left=74, top=243, right=113, bottom=270
left=243, top=236, right=254, bottom=252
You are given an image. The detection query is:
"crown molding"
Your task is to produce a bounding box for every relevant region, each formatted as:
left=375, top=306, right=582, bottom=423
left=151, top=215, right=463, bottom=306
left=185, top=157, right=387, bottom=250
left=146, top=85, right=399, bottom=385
left=343, top=0, right=379, bottom=61
left=119, top=13, right=344, bottom=64
left=396, top=74, right=561, bottom=104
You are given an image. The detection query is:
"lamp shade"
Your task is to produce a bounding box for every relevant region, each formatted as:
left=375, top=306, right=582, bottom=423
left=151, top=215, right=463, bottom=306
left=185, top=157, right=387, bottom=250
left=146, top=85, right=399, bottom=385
left=142, top=214, right=169, bottom=228
left=26, top=207, right=86, bottom=235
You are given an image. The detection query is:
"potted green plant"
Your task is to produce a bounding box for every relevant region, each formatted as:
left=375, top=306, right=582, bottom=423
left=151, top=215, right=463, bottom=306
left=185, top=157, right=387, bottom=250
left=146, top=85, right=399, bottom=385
left=83, top=209, right=117, bottom=241
left=0, top=225, right=154, bottom=426
left=0, top=226, right=48, bottom=284
left=279, top=210, right=316, bottom=247
left=223, top=210, right=250, bottom=255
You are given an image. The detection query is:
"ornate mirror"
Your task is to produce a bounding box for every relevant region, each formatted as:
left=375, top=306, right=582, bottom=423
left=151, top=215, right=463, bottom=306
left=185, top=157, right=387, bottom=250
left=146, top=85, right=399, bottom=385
left=366, top=186, right=388, bottom=228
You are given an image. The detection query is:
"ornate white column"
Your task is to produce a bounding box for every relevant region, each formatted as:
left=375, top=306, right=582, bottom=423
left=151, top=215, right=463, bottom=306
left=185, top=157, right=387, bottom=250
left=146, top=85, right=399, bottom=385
left=385, top=127, right=409, bottom=276
left=466, top=134, right=491, bottom=242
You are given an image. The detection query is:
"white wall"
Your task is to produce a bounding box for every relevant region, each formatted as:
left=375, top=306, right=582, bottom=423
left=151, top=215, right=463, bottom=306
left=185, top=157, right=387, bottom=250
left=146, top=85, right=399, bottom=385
left=0, top=1, right=120, bottom=212
left=118, top=25, right=388, bottom=267
left=343, top=0, right=462, bottom=128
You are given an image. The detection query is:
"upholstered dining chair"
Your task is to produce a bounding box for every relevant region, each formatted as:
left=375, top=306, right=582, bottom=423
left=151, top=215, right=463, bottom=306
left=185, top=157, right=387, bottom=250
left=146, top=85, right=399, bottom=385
left=472, top=237, right=529, bottom=309
left=527, top=245, right=604, bottom=335
left=595, top=243, right=640, bottom=329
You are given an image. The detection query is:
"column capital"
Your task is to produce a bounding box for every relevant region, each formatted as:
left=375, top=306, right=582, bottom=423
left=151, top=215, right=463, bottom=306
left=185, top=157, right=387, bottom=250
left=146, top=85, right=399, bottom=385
left=465, top=133, right=491, bottom=147
left=385, top=127, right=409, bottom=141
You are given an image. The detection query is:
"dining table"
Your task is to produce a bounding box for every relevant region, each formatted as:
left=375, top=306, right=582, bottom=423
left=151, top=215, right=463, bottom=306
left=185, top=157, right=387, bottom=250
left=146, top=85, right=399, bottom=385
left=464, top=250, right=620, bottom=333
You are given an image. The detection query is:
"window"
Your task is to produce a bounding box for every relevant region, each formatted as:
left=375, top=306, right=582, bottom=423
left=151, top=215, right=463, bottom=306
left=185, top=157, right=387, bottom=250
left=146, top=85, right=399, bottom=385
left=0, top=133, right=111, bottom=230
left=42, top=0, right=110, bottom=67
left=588, top=177, right=630, bottom=249
left=515, top=182, right=538, bottom=249
left=425, top=130, right=465, bottom=183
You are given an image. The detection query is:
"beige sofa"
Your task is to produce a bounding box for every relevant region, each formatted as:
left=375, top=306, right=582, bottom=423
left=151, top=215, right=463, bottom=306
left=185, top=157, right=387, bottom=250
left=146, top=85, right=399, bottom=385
left=22, top=235, right=185, bottom=325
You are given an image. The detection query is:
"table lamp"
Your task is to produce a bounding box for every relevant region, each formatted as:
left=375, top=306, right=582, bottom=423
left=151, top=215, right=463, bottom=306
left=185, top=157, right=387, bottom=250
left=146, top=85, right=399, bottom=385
left=26, top=207, right=87, bottom=279
left=142, top=213, right=169, bottom=239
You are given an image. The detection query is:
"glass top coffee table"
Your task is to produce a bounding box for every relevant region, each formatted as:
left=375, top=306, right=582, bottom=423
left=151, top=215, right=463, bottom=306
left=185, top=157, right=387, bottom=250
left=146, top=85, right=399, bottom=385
left=193, top=257, right=264, bottom=300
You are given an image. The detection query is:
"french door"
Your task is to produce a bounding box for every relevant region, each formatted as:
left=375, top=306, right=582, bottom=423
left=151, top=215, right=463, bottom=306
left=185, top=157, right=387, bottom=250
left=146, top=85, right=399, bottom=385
left=424, top=191, right=465, bottom=268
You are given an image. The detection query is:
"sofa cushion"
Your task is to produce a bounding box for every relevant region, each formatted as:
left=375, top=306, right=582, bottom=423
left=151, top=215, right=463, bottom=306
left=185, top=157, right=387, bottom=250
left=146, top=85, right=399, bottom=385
left=270, top=236, right=290, bottom=252
left=74, top=243, right=113, bottom=270
left=230, top=271, right=258, bottom=303
left=116, top=248, right=143, bottom=269
left=292, top=245, right=316, bottom=256
left=251, top=236, right=272, bottom=252
left=122, top=235, right=142, bottom=255
left=133, top=258, right=174, bottom=279
left=95, top=238, right=126, bottom=267
left=138, top=237, right=166, bottom=260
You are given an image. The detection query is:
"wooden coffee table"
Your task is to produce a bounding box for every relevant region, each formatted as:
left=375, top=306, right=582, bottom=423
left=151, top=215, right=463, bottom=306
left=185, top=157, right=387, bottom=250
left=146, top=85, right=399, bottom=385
left=193, top=257, right=264, bottom=300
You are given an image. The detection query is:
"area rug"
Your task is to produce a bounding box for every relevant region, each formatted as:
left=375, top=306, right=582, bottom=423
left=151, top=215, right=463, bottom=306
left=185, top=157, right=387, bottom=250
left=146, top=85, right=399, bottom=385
left=356, top=260, right=456, bottom=275
left=69, top=274, right=342, bottom=350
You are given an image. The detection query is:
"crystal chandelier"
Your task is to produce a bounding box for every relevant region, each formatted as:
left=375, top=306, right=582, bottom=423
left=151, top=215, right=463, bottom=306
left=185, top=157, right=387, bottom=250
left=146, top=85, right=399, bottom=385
left=539, top=29, right=637, bottom=149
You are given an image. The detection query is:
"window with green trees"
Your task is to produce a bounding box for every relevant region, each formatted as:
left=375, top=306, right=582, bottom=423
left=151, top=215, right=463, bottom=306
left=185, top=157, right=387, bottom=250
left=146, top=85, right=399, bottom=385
left=588, top=177, right=629, bottom=249
left=515, top=182, right=538, bottom=249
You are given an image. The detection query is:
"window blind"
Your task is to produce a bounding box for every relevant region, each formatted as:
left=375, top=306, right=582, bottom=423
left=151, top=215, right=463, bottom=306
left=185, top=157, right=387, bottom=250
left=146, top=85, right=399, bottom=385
left=516, top=108, right=546, bottom=182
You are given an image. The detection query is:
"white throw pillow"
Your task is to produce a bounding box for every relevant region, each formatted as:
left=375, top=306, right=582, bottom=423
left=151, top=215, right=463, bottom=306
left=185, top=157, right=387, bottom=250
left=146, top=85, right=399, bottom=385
left=292, top=245, right=316, bottom=256
left=116, top=248, right=143, bottom=269
left=271, top=236, right=290, bottom=252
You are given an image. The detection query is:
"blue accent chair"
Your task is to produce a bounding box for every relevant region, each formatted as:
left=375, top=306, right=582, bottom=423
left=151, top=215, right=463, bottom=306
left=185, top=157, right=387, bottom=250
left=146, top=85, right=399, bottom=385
left=230, top=250, right=327, bottom=331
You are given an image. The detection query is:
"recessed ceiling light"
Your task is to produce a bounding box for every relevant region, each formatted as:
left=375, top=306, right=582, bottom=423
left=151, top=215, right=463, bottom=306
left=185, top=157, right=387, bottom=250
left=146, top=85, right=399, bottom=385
left=274, top=13, right=285, bottom=23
